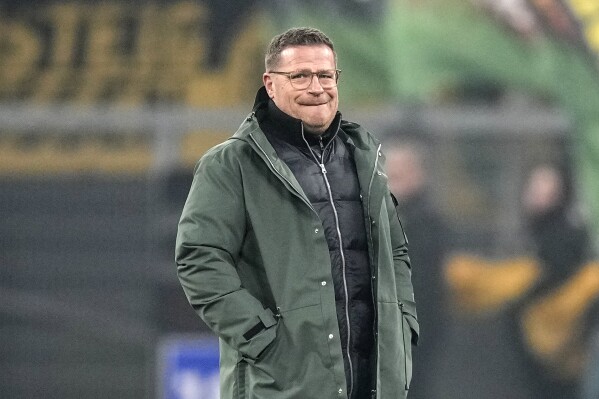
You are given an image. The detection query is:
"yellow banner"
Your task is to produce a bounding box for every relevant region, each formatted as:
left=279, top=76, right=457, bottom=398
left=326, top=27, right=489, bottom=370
left=0, top=133, right=152, bottom=175
left=0, top=130, right=232, bottom=175
left=0, top=2, right=266, bottom=106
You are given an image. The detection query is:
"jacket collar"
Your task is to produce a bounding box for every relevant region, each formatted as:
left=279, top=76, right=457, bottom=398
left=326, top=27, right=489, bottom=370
left=239, top=88, right=385, bottom=217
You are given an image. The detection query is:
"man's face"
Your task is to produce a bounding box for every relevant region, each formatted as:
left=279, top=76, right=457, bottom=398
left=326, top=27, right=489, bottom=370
left=523, top=166, right=563, bottom=215
left=386, top=147, right=425, bottom=201
left=263, top=45, right=339, bottom=135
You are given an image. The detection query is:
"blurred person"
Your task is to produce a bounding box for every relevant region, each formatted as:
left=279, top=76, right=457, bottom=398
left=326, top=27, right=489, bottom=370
left=176, top=27, right=418, bottom=399
left=520, top=165, right=589, bottom=293
left=517, top=164, right=599, bottom=399
left=386, top=141, right=449, bottom=399
left=446, top=163, right=599, bottom=399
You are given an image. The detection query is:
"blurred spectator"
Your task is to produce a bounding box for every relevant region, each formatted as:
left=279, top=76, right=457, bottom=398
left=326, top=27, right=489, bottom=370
left=446, top=163, right=599, bottom=399
left=386, top=140, right=449, bottom=399
left=521, top=164, right=588, bottom=284
left=516, top=164, right=599, bottom=399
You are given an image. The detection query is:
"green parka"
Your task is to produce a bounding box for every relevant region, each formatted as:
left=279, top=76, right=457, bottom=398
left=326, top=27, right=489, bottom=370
left=176, top=110, right=419, bottom=399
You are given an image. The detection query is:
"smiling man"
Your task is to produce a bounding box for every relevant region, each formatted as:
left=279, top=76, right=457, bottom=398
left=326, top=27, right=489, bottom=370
left=176, top=27, right=418, bottom=399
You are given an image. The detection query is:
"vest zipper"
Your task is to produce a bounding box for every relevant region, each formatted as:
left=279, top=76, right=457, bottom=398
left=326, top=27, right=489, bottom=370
left=367, top=143, right=382, bottom=394
left=302, top=123, right=354, bottom=398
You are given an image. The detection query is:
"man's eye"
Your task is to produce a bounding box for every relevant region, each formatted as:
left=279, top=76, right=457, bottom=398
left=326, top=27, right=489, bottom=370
left=319, top=73, right=335, bottom=79
left=290, top=72, right=309, bottom=79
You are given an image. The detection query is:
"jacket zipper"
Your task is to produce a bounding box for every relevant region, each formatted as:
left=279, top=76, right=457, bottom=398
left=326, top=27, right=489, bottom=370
left=236, top=360, right=247, bottom=399
left=303, top=124, right=355, bottom=398
left=367, top=143, right=382, bottom=396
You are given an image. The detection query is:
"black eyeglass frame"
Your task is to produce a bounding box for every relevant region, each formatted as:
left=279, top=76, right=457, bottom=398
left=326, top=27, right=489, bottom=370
left=268, top=69, right=341, bottom=89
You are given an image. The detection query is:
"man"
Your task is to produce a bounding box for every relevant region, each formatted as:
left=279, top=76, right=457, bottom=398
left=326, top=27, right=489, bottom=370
left=386, top=142, right=448, bottom=399
left=176, top=27, right=418, bottom=399
left=516, top=164, right=593, bottom=399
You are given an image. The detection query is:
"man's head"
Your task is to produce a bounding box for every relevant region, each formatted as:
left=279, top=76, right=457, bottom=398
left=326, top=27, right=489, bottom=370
left=386, top=142, right=427, bottom=201
left=522, top=164, right=565, bottom=216
left=263, top=27, right=339, bottom=135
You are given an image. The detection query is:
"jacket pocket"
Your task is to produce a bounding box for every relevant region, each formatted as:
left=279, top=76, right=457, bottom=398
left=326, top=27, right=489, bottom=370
left=241, top=307, right=279, bottom=362
left=248, top=304, right=337, bottom=396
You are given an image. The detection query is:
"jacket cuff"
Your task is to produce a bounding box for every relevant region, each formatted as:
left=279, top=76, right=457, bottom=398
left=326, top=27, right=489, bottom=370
left=405, top=314, right=419, bottom=345
left=400, top=299, right=419, bottom=345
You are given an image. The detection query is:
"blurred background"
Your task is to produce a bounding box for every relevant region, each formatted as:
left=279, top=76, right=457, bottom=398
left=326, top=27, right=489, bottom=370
left=1, top=0, right=598, bottom=398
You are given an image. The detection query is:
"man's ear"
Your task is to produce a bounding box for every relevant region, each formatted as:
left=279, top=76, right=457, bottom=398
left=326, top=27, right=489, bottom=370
left=263, top=73, right=275, bottom=98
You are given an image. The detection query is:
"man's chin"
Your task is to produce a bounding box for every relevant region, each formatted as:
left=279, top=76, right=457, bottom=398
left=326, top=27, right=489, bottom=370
left=302, top=117, right=334, bottom=135
left=303, top=123, right=328, bottom=135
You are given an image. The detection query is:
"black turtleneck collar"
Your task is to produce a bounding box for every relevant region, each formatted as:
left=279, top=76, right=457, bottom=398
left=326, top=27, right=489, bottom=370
left=253, top=86, right=341, bottom=149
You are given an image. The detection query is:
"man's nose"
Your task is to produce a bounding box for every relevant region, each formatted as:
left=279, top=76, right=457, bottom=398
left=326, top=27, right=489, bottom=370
left=307, top=75, right=325, bottom=93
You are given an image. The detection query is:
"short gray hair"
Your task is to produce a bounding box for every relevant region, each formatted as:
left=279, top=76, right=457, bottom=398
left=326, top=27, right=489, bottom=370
left=265, top=27, right=336, bottom=70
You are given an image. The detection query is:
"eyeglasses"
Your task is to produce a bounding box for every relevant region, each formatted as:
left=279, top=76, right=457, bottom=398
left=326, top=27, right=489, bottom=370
left=268, top=69, right=341, bottom=90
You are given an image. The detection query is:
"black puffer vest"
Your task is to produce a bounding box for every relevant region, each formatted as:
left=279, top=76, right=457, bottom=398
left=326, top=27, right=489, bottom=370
left=255, top=88, right=374, bottom=397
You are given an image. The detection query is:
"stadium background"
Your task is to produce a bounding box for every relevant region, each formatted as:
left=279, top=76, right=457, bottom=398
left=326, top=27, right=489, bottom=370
left=1, top=0, right=598, bottom=398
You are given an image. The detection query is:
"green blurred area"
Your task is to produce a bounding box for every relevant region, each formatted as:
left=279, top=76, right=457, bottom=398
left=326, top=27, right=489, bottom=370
left=386, top=0, right=599, bottom=251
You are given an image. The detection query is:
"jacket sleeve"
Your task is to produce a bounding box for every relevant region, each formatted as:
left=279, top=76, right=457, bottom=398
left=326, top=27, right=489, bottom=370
left=388, top=192, right=419, bottom=344
left=175, top=147, right=277, bottom=360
